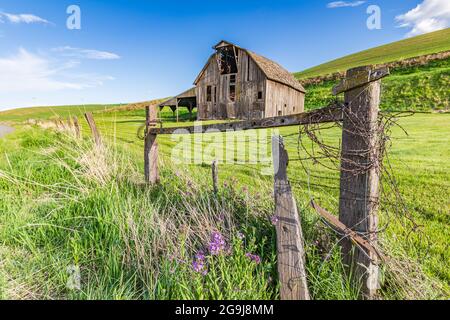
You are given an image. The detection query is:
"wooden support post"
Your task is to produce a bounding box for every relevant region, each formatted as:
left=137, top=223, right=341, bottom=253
left=84, top=112, right=102, bottom=146
left=176, top=99, right=179, bottom=123
left=72, top=116, right=81, bottom=139
left=144, top=106, right=159, bottom=184
left=272, top=135, right=310, bottom=301
left=334, top=66, right=388, bottom=299
left=212, top=160, right=218, bottom=194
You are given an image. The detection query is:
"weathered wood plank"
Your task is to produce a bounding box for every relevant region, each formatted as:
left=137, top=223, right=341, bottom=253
left=144, top=106, right=159, bottom=184
left=333, top=66, right=389, bottom=95
left=84, top=112, right=102, bottom=146
left=149, top=106, right=342, bottom=135
left=272, top=135, right=310, bottom=301
left=338, top=65, right=383, bottom=299
left=310, top=201, right=384, bottom=262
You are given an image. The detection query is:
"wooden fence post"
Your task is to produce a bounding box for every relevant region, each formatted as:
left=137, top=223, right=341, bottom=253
left=212, top=160, right=218, bottom=194
left=272, top=135, right=310, bottom=300
left=334, top=65, right=389, bottom=299
left=84, top=112, right=102, bottom=146
left=73, top=116, right=81, bottom=139
left=144, top=106, right=159, bottom=184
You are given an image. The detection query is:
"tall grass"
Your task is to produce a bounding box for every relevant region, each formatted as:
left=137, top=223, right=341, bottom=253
left=0, top=127, right=362, bottom=300
left=1, top=125, right=447, bottom=300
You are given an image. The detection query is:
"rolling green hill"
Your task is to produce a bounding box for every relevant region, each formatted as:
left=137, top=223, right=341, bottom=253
left=295, top=28, right=450, bottom=79
left=304, top=57, right=450, bottom=112
left=0, top=104, right=123, bottom=123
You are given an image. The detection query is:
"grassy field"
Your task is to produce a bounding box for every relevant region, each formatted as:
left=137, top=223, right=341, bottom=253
left=0, top=108, right=448, bottom=299
left=304, top=57, right=450, bottom=111
left=295, top=28, right=450, bottom=79
left=0, top=104, right=123, bottom=123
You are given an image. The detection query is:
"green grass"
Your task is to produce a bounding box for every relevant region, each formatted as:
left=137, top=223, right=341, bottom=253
left=295, top=28, right=450, bottom=79
left=0, top=110, right=448, bottom=300
left=304, top=57, right=450, bottom=111
left=0, top=104, right=123, bottom=123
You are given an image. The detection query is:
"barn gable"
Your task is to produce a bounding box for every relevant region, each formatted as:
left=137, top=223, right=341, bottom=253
left=159, top=41, right=306, bottom=121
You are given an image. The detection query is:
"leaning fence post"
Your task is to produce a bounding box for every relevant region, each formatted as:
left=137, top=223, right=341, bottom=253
left=84, top=112, right=102, bottom=146
left=212, top=160, right=219, bottom=194
left=72, top=116, right=81, bottom=139
left=144, top=106, right=159, bottom=184
left=333, top=65, right=389, bottom=299
left=272, top=135, right=310, bottom=300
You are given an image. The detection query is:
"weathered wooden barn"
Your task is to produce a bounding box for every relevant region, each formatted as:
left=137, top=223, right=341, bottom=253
left=159, top=41, right=306, bottom=120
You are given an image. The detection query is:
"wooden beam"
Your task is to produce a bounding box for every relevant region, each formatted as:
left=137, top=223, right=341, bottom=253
left=310, top=201, right=385, bottom=262
left=338, top=65, right=384, bottom=299
left=272, top=135, right=310, bottom=301
left=84, top=112, right=102, bottom=146
left=144, top=106, right=159, bottom=184
left=332, top=66, right=389, bottom=95
left=149, top=105, right=342, bottom=135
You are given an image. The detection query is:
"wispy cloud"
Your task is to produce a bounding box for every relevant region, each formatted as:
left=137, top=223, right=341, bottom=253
left=327, top=1, right=366, bottom=9
left=0, top=48, right=114, bottom=93
left=0, top=12, right=50, bottom=24
left=52, top=46, right=121, bottom=60
left=396, top=0, right=450, bottom=37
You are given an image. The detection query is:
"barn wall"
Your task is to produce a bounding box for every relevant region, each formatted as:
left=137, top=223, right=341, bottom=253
left=265, top=80, right=305, bottom=118
left=196, top=48, right=267, bottom=120
left=235, top=49, right=266, bottom=119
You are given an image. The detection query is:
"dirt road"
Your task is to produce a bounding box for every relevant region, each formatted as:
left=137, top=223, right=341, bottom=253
left=0, top=125, right=14, bottom=138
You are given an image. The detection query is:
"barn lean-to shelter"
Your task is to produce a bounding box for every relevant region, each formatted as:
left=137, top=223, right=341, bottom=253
left=159, top=40, right=306, bottom=120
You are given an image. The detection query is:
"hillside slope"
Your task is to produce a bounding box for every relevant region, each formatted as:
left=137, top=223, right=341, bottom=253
left=0, top=104, right=122, bottom=123
left=295, top=28, right=450, bottom=79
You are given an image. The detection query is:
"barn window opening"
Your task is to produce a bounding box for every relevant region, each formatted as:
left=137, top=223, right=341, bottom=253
left=206, top=85, right=212, bottom=102
left=257, top=91, right=263, bottom=100
left=229, top=75, right=236, bottom=102
left=229, top=85, right=236, bottom=102
left=217, top=46, right=238, bottom=75
left=278, top=110, right=282, bottom=116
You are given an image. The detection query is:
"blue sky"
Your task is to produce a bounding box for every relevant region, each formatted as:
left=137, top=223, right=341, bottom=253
left=0, top=0, right=448, bottom=110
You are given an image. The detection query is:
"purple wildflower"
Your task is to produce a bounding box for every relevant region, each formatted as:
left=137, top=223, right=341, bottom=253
left=246, top=253, right=261, bottom=265
left=236, top=232, right=245, bottom=240
left=192, top=251, right=208, bottom=275
left=271, top=215, right=279, bottom=225
left=208, top=231, right=226, bottom=255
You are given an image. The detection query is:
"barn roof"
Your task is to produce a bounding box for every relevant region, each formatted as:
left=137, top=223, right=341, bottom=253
left=194, top=41, right=306, bottom=93
left=158, top=87, right=196, bottom=107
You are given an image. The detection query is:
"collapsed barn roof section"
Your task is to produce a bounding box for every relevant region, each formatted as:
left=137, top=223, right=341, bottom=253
left=194, top=41, right=306, bottom=93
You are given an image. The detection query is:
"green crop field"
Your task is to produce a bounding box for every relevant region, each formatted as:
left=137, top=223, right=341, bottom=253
left=295, top=28, right=450, bottom=79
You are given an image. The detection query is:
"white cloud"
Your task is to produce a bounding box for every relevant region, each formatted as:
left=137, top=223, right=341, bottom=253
left=0, top=12, right=50, bottom=24
left=396, top=0, right=450, bottom=37
left=327, top=1, right=366, bottom=9
left=0, top=48, right=113, bottom=93
left=52, top=46, right=121, bottom=60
